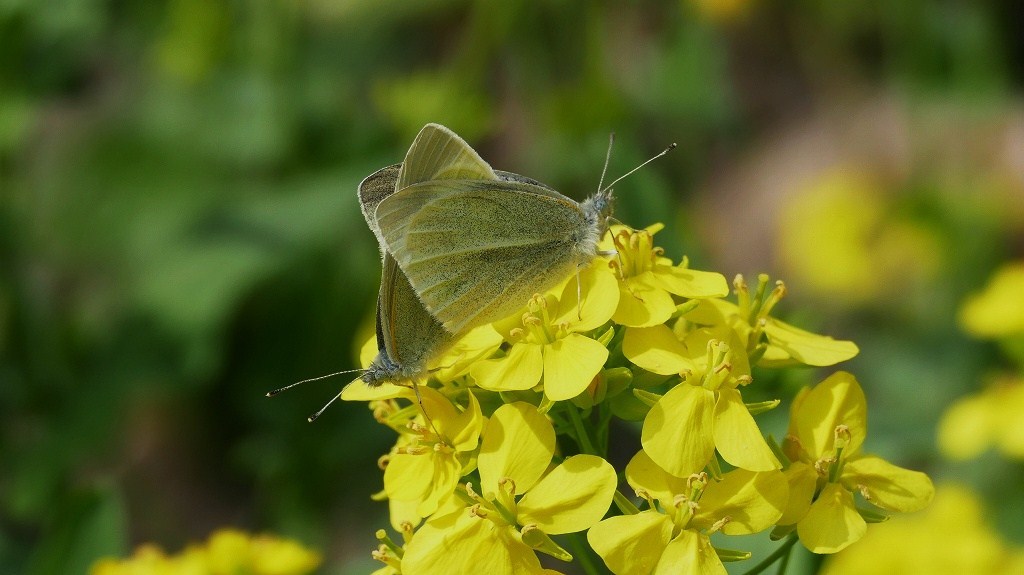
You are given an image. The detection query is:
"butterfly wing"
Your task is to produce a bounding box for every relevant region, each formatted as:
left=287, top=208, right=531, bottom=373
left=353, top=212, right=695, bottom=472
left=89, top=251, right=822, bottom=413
left=376, top=179, right=593, bottom=333
left=358, top=164, right=402, bottom=250
left=376, top=251, right=453, bottom=370
left=397, top=124, right=497, bottom=190
left=359, top=164, right=451, bottom=382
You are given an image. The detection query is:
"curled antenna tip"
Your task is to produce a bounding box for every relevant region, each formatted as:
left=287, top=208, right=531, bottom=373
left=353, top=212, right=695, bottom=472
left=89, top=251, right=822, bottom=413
left=265, top=392, right=273, bottom=397
left=306, top=415, right=317, bottom=423
left=668, top=143, right=678, bottom=150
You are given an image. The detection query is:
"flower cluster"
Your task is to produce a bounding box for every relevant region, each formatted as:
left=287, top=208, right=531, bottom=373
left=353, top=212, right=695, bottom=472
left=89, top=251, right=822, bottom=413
left=344, top=225, right=934, bottom=575
left=90, top=529, right=320, bottom=575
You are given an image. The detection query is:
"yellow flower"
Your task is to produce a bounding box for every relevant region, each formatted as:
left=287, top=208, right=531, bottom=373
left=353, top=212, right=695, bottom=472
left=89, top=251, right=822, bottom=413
left=637, top=330, right=780, bottom=476
left=381, top=387, right=484, bottom=522
left=602, top=225, right=728, bottom=328
left=470, top=266, right=617, bottom=402
left=938, top=377, right=1024, bottom=460
left=683, top=276, right=859, bottom=368
left=588, top=451, right=788, bottom=575
left=821, top=484, right=1024, bottom=575
left=401, top=403, right=617, bottom=575
left=780, top=372, right=934, bottom=553
left=960, top=262, right=1024, bottom=338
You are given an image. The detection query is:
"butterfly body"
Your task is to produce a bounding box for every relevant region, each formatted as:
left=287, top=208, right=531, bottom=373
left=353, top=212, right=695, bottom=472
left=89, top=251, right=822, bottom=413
left=360, top=124, right=617, bottom=384
left=374, top=127, right=615, bottom=334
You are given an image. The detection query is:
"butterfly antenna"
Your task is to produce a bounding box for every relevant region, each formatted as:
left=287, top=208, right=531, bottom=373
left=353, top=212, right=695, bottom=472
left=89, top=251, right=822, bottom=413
left=307, top=392, right=343, bottom=422
left=597, top=132, right=616, bottom=193
left=410, top=380, right=443, bottom=440
left=576, top=267, right=584, bottom=321
left=600, top=142, right=678, bottom=194
left=266, top=368, right=365, bottom=397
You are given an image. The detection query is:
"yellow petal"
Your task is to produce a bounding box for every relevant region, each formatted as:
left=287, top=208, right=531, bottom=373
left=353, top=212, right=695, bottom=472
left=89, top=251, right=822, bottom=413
left=691, top=469, right=788, bottom=535
left=612, top=276, right=676, bottom=328
left=841, top=454, right=934, bottom=513
left=682, top=298, right=741, bottom=326
left=478, top=402, right=556, bottom=495
left=587, top=512, right=672, bottom=575
left=792, top=372, right=867, bottom=458
left=542, top=334, right=609, bottom=402
left=763, top=320, right=859, bottom=367
left=777, top=462, right=819, bottom=525
left=402, top=508, right=546, bottom=575
left=430, top=324, right=504, bottom=381
left=654, top=530, right=725, bottom=575
left=383, top=451, right=461, bottom=519
left=388, top=496, right=422, bottom=532
left=340, top=379, right=410, bottom=401
left=649, top=265, right=729, bottom=299
left=797, top=483, right=867, bottom=554
left=551, top=264, right=619, bottom=332
left=471, top=343, right=544, bottom=392
left=359, top=334, right=377, bottom=368
left=517, top=455, right=617, bottom=534
left=624, top=450, right=691, bottom=508
left=622, top=325, right=696, bottom=375
left=713, top=389, right=780, bottom=471
left=641, top=384, right=716, bottom=477
left=445, top=391, right=483, bottom=453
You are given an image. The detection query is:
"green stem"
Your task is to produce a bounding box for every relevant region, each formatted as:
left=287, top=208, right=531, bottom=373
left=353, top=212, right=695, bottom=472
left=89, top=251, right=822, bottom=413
left=565, top=531, right=605, bottom=575
left=564, top=403, right=597, bottom=455
left=776, top=539, right=793, bottom=575
left=739, top=533, right=798, bottom=575
left=613, top=490, right=641, bottom=515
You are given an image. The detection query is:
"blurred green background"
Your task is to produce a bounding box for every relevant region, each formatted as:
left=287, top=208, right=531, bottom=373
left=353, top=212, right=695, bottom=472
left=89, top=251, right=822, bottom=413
left=3, top=0, right=1024, bottom=573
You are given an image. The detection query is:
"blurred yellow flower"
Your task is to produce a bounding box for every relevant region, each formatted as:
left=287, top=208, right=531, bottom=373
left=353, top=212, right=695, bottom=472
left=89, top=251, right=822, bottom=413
left=938, top=377, right=1024, bottom=460
left=780, top=372, right=934, bottom=553
left=470, top=265, right=617, bottom=401
left=960, top=262, right=1024, bottom=338
left=588, top=451, right=787, bottom=575
left=401, top=403, right=617, bottom=575
left=821, top=485, right=1024, bottom=575
left=778, top=169, right=942, bottom=307
left=90, top=529, right=320, bottom=575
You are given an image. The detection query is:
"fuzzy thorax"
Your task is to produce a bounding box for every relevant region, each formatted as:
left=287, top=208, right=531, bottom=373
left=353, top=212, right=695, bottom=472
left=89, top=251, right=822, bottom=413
left=577, top=189, right=614, bottom=260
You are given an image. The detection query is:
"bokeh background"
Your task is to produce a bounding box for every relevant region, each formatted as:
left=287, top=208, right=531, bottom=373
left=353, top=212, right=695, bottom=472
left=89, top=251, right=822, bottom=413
left=3, top=0, right=1024, bottom=573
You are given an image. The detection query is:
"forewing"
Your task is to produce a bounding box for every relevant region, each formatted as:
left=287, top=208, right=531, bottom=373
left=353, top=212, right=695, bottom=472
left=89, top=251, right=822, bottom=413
left=377, top=180, right=590, bottom=332
left=397, top=124, right=497, bottom=189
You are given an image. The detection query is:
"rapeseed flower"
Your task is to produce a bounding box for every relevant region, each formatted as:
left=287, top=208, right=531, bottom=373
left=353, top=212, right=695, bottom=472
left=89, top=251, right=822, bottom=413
left=780, top=372, right=934, bottom=553
left=602, top=225, right=728, bottom=327
left=470, top=266, right=617, bottom=401
left=588, top=451, right=787, bottom=575
left=401, top=403, right=617, bottom=574
left=332, top=217, right=931, bottom=574
left=638, top=330, right=781, bottom=476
